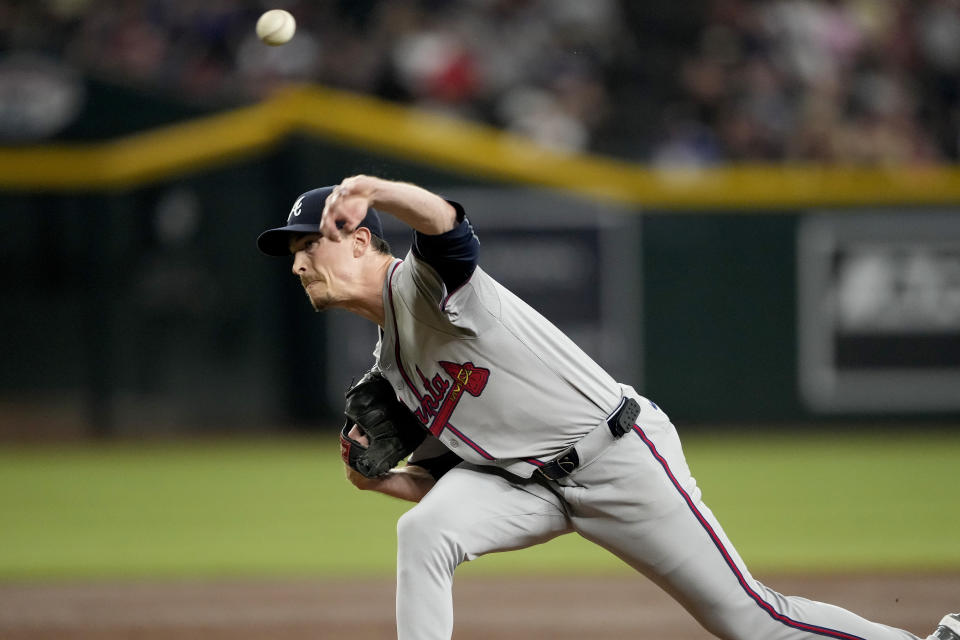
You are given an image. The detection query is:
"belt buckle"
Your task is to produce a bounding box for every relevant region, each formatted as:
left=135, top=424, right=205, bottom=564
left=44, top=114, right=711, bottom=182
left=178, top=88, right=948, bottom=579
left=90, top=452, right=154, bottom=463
left=538, top=446, right=580, bottom=480
left=556, top=449, right=579, bottom=475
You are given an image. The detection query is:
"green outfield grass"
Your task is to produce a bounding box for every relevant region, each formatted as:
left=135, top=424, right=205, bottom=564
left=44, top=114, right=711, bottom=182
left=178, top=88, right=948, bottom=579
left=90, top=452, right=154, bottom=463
left=0, top=429, right=957, bottom=580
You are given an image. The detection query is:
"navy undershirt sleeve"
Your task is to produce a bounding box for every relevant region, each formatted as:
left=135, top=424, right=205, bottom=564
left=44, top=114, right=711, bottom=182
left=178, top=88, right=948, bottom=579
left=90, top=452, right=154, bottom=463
left=411, top=451, right=463, bottom=480
left=412, top=200, right=480, bottom=291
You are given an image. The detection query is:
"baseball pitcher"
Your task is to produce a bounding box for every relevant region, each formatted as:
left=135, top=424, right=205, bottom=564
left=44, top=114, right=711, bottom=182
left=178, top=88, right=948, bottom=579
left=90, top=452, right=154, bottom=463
left=258, top=176, right=958, bottom=640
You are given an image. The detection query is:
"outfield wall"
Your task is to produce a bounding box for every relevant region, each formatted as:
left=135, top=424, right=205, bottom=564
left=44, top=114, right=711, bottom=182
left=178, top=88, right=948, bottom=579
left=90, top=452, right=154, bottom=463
left=2, top=84, right=958, bottom=434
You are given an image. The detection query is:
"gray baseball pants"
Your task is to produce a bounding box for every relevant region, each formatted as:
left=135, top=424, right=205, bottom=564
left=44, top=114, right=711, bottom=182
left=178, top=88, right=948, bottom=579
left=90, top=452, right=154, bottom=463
left=396, top=400, right=928, bottom=640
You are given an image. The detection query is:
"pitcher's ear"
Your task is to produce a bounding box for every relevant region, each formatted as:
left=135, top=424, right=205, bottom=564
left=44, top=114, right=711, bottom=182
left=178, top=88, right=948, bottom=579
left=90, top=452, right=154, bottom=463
left=353, top=226, right=371, bottom=256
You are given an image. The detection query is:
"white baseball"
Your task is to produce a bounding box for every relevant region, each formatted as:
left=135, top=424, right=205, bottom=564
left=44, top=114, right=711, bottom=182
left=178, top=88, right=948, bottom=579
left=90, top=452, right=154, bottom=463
left=256, top=9, right=296, bottom=46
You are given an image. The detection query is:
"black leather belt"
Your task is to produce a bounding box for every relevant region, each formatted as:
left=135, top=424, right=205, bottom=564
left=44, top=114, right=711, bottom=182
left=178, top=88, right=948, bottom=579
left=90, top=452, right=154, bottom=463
left=537, top=397, right=641, bottom=481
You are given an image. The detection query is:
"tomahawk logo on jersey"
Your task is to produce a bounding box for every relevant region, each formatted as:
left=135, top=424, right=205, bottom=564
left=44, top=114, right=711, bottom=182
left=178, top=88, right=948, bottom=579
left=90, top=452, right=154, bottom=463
left=410, top=361, right=490, bottom=435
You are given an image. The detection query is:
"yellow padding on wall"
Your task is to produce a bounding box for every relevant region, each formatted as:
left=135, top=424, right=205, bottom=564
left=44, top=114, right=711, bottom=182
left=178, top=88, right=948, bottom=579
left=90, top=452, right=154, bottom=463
left=2, top=84, right=960, bottom=209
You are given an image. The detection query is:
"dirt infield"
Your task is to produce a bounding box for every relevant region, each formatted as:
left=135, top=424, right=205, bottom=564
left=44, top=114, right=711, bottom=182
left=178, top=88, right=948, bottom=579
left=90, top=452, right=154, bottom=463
left=0, top=573, right=956, bottom=639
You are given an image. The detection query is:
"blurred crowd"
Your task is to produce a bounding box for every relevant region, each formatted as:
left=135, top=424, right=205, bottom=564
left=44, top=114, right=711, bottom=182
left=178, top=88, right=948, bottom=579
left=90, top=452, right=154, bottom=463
left=1, top=0, right=960, bottom=164
left=656, top=0, right=959, bottom=166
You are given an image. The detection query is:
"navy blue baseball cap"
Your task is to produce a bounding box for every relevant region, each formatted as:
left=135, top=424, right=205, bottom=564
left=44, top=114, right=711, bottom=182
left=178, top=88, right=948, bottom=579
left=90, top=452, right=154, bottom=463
left=257, top=186, right=384, bottom=256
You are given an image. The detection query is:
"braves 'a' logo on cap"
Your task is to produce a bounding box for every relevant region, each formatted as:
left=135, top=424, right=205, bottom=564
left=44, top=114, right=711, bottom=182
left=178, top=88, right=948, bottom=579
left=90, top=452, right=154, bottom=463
left=412, top=361, right=490, bottom=435
left=287, top=196, right=304, bottom=223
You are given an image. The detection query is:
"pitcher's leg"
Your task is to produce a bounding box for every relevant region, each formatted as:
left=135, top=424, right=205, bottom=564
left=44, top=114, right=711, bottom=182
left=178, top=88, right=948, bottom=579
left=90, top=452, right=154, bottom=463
left=396, top=464, right=570, bottom=640
left=568, top=419, right=922, bottom=640
left=635, top=496, right=921, bottom=640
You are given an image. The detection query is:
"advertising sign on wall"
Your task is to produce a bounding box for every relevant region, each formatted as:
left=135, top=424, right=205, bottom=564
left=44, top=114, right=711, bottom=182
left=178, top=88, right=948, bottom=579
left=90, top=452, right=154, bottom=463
left=798, top=212, right=960, bottom=412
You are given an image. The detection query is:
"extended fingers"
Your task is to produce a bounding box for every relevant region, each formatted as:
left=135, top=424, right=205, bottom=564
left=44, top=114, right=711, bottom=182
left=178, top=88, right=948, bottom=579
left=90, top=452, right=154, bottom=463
left=348, top=423, right=370, bottom=447
left=319, top=186, right=346, bottom=241
left=319, top=177, right=375, bottom=241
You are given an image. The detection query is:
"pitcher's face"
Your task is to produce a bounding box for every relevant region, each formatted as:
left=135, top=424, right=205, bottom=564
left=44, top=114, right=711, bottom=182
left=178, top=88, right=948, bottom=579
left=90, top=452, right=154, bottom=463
left=289, top=232, right=356, bottom=311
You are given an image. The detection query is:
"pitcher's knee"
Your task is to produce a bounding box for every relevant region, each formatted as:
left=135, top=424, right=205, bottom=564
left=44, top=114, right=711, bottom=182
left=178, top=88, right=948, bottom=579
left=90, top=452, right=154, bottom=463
left=396, top=505, right=425, bottom=546
left=397, top=505, right=466, bottom=571
left=397, top=503, right=442, bottom=546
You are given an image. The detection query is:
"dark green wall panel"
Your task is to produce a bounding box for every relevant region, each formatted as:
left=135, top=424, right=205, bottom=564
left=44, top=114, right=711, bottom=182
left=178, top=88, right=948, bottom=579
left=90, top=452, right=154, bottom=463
left=642, top=214, right=802, bottom=422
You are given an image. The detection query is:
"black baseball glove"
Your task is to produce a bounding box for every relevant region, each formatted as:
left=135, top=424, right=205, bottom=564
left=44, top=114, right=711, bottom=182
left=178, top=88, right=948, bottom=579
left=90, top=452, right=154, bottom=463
left=339, top=371, right=428, bottom=479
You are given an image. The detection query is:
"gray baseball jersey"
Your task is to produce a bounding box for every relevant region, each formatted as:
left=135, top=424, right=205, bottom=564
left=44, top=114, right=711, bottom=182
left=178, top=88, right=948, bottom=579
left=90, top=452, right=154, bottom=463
left=375, top=250, right=622, bottom=477
left=375, top=214, right=932, bottom=640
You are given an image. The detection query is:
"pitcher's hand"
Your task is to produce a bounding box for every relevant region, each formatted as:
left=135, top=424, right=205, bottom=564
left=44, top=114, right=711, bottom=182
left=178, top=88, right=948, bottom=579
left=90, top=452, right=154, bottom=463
left=319, top=176, right=375, bottom=241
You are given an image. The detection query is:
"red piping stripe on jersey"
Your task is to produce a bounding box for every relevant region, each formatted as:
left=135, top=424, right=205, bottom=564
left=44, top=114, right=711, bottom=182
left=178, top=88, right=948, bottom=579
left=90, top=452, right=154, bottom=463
left=439, top=270, right=475, bottom=312
left=632, top=424, right=868, bottom=640
left=444, top=423, right=495, bottom=460
left=387, top=260, right=496, bottom=461
left=387, top=260, right=424, bottom=403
